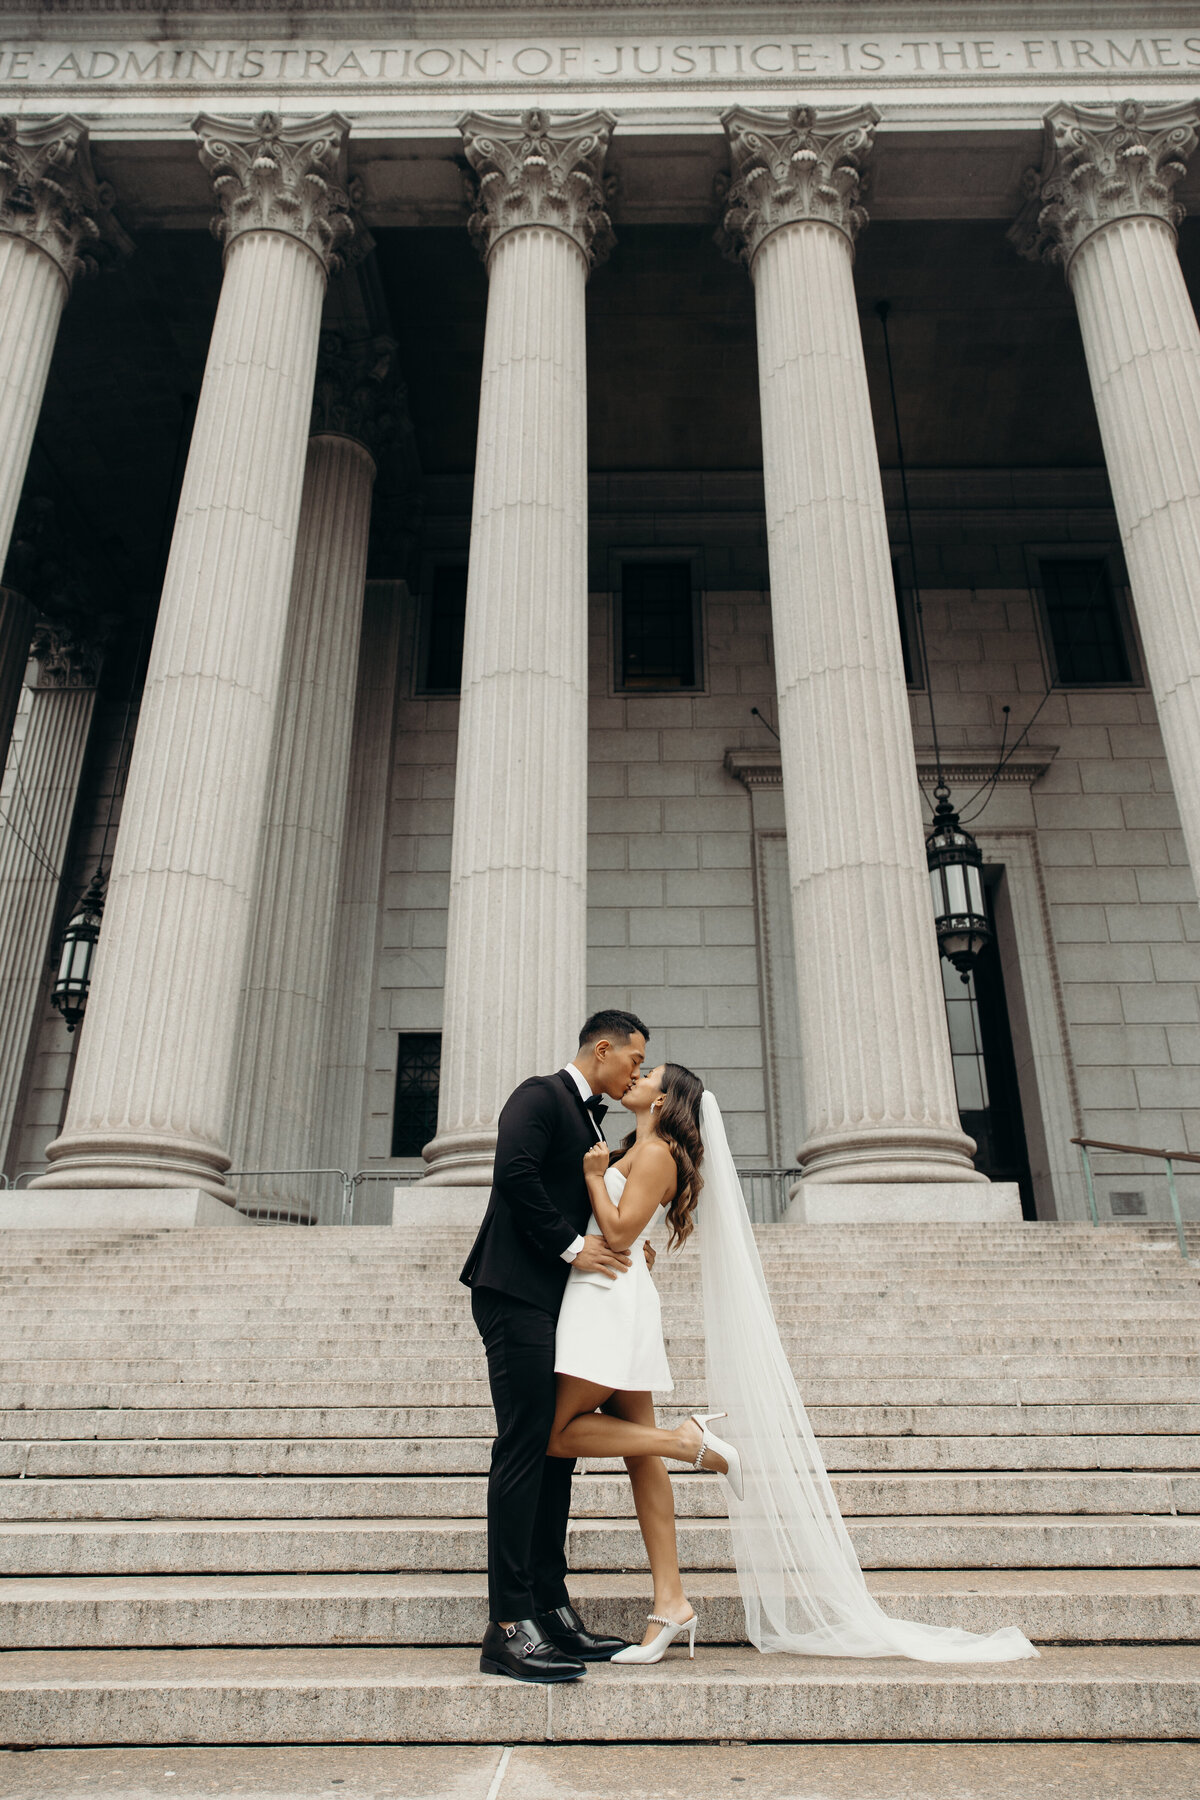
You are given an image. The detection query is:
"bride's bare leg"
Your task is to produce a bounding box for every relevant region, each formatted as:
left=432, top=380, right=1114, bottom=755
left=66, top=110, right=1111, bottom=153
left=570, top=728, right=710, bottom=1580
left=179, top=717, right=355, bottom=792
left=607, top=1389, right=693, bottom=1646
left=548, top=1375, right=720, bottom=1469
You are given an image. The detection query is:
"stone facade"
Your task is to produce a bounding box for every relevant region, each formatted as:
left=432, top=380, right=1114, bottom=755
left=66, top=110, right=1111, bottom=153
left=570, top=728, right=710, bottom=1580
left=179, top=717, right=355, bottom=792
left=0, top=7, right=1196, bottom=1228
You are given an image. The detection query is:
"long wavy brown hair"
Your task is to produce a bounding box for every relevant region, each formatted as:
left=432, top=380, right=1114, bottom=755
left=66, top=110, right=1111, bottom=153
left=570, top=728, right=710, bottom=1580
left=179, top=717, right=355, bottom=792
left=620, top=1062, right=705, bottom=1250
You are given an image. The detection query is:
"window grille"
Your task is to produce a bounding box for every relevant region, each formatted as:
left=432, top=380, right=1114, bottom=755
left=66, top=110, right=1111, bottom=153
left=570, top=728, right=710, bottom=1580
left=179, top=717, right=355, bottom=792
left=391, top=1033, right=442, bottom=1159
left=420, top=565, right=468, bottom=694
left=618, top=561, right=699, bottom=690
left=1039, top=558, right=1132, bottom=686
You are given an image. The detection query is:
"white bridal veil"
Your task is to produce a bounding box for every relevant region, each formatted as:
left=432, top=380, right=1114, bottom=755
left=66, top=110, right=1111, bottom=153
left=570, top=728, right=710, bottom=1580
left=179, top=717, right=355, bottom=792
left=696, top=1090, right=1037, bottom=1663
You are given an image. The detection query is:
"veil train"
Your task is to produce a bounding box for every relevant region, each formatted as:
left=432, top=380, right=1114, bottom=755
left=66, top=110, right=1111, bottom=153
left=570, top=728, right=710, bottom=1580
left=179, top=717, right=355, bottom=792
left=696, top=1089, right=1037, bottom=1662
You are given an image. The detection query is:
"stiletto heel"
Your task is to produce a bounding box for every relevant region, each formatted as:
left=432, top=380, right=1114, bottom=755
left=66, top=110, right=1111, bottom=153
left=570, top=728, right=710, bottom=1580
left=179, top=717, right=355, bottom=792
left=611, top=1610, right=699, bottom=1665
left=691, top=1411, right=744, bottom=1501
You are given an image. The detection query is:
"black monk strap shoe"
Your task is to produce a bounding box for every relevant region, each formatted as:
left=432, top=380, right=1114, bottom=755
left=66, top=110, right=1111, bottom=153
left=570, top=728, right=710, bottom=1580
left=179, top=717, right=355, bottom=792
left=479, top=1617, right=585, bottom=1683
left=536, top=1602, right=630, bottom=1661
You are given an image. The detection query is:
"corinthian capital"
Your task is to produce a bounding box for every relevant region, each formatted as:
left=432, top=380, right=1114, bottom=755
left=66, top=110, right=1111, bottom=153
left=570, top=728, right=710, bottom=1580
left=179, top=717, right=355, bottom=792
left=460, top=108, right=616, bottom=268
left=719, top=104, right=879, bottom=266
left=1010, top=99, right=1200, bottom=269
left=30, top=621, right=103, bottom=688
left=194, top=111, right=357, bottom=272
left=0, top=115, right=130, bottom=286
left=311, top=331, right=402, bottom=460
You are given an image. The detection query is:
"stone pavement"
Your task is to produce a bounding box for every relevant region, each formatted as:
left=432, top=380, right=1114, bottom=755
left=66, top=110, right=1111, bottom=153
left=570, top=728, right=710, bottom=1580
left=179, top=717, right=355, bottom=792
left=0, top=1222, right=1198, bottom=1765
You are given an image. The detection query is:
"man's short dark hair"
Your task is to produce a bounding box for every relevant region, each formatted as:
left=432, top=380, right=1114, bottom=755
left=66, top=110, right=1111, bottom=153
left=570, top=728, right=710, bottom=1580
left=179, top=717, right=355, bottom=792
left=578, top=1008, right=649, bottom=1049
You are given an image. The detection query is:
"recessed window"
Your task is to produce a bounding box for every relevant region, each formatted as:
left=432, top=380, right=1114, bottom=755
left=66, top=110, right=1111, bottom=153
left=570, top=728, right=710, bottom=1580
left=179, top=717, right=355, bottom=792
left=417, top=565, right=467, bottom=694
left=891, top=558, right=921, bottom=688
left=391, top=1033, right=441, bottom=1159
left=1039, top=558, right=1132, bottom=686
left=617, top=561, right=700, bottom=692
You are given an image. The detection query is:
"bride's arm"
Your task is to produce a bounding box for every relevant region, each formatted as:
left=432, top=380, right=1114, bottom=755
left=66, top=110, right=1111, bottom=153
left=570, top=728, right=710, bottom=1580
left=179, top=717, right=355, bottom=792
left=582, top=1140, right=674, bottom=1253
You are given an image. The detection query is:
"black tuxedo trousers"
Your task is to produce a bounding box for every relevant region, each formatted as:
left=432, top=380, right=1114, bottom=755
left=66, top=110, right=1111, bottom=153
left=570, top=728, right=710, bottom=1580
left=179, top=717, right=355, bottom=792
left=460, top=1071, right=603, bottom=1621
left=471, top=1286, right=573, bottom=1620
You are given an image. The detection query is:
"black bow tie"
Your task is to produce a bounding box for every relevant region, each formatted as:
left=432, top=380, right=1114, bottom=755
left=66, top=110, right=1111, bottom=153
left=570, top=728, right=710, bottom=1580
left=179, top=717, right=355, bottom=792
left=584, top=1095, right=607, bottom=1122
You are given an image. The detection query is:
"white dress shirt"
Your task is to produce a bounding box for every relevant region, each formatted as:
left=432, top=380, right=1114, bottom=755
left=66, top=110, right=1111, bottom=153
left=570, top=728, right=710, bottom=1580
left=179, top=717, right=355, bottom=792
left=560, top=1061, right=604, bottom=1263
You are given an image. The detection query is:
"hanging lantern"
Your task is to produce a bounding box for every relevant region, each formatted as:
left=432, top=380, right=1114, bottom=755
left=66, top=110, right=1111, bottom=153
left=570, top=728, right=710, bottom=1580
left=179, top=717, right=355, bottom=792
left=926, top=789, right=991, bottom=982
left=51, top=870, right=106, bottom=1032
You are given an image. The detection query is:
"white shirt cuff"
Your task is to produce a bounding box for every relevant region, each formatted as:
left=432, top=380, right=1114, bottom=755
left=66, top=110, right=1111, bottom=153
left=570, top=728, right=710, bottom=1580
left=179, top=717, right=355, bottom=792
left=560, top=1235, right=586, bottom=1263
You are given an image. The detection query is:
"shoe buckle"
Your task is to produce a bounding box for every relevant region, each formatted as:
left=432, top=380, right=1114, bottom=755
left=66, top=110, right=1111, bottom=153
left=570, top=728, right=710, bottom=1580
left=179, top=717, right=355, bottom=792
left=523, top=1639, right=536, bottom=1655
left=503, top=1624, right=517, bottom=1639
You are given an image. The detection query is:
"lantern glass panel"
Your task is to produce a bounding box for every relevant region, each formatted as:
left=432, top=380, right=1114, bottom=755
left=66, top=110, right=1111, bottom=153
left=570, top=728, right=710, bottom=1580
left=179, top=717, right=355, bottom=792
left=966, top=863, right=985, bottom=913
left=945, top=863, right=968, bottom=916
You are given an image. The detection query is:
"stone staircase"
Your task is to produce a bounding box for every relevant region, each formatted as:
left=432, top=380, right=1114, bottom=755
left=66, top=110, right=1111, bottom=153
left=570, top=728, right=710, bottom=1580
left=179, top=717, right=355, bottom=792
left=0, top=1221, right=1198, bottom=1745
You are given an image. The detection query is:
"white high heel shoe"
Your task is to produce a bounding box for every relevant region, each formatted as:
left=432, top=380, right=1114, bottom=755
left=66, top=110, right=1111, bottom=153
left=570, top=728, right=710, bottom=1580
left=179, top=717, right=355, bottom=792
left=691, top=1411, right=744, bottom=1501
left=611, top=1611, right=698, bottom=1664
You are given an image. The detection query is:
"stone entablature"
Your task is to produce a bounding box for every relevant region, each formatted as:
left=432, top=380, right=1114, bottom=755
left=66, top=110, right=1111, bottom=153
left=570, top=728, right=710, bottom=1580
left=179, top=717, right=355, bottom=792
left=3, top=25, right=1200, bottom=114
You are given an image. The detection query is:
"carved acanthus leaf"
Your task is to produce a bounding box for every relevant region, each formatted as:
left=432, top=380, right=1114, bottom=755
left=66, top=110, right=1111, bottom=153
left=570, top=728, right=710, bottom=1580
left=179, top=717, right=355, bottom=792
left=718, top=103, right=879, bottom=265
left=1010, top=99, right=1200, bottom=268
left=0, top=114, right=130, bottom=285
left=311, top=330, right=403, bottom=459
left=194, top=110, right=357, bottom=271
left=30, top=622, right=103, bottom=688
left=460, top=107, right=616, bottom=268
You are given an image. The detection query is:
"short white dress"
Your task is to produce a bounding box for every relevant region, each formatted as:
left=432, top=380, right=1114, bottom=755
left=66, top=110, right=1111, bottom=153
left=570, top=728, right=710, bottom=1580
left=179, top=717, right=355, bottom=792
left=554, top=1166, right=674, bottom=1393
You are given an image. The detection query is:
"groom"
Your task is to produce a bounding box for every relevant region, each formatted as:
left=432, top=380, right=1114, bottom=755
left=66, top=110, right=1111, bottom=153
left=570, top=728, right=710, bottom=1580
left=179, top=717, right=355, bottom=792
left=460, top=1008, right=650, bottom=1682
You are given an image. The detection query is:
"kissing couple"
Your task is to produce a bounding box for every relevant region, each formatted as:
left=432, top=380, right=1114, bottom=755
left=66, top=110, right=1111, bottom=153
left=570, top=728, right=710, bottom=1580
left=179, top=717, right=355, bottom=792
left=460, top=1008, right=1038, bottom=1680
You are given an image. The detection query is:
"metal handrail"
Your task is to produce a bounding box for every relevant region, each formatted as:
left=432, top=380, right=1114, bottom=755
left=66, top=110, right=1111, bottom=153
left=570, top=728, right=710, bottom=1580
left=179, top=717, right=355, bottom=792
left=1071, top=1135, right=1192, bottom=1261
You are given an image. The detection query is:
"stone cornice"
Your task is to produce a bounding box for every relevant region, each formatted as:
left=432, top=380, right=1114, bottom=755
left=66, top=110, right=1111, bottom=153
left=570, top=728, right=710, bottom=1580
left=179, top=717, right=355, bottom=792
left=0, top=114, right=129, bottom=285
left=460, top=106, right=615, bottom=268
left=718, top=103, right=879, bottom=266
left=725, top=743, right=1057, bottom=791
left=1010, top=98, right=1200, bottom=271
left=194, top=109, right=357, bottom=270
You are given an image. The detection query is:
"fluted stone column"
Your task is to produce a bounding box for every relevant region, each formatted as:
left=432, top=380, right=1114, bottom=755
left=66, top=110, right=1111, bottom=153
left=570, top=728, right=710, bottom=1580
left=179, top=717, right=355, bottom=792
left=0, top=120, right=125, bottom=759
left=316, top=580, right=405, bottom=1182
left=229, top=332, right=394, bottom=1220
left=0, top=626, right=101, bottom=1167
left=421, top=109, right=614, bottom=1186
left=0, top=587, right=33, bottom=772
left=33, top=113, right=356, bottom=1206
left=1013, top=100, right=1200, bottom=887
left=721, top=106, right=987, bottom=1209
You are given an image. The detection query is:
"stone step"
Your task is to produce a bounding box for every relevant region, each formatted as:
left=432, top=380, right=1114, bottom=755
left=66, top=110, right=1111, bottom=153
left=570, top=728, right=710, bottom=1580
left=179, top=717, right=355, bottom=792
left=1, top=1470, right=1195, bottom=1523
left=4, top=1741, right=1198, bottom=1800
left=7, top=1432, right=1198, bottom=1478
left=9, top=1330, right=1200, bottom=1358
left=5, top=1401, right=1199, bottom=1440
left=4, top=1569, right=1198, bottom=1651
left=7, top=1352, right=1199, bottom=1386
left=6, top=1376, right=1195, bottom=1409
left=2, top=1515, right=1197, bottom=1576
left=1, top=1645, right=1197, bottom=1746
left=4, top=1310, right=1194, bottom=1339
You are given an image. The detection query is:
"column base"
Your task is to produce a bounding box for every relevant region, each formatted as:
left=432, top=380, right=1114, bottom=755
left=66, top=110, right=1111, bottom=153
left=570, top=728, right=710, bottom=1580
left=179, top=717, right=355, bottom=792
left=0, top=1188, right=250, bottom=1229
left=391, top=1184, right=487, bottom=1226
left=419, top=1129, right=496, bottom=1188
left=786, top=1181, right=1022, bottom=1224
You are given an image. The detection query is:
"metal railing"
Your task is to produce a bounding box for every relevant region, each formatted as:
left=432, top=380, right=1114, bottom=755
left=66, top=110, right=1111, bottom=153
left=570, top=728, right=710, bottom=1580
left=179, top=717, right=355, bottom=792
left=736, top=1168, right=801, bottom=1224
left=223, top=1167, right=424, bottom=1227
left=1, top=1162, right=802, bottom=1227
left=1072, top=1136, right=1194, bottom=1261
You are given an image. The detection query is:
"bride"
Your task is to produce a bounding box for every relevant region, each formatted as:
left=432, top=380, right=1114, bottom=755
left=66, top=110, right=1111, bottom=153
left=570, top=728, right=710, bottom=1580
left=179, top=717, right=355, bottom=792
left=548, top=1062, right=1038, bottom=1666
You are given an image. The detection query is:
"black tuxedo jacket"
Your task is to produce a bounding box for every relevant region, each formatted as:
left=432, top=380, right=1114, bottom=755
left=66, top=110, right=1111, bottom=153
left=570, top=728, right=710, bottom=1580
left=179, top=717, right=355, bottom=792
left=459, top=1070, right=602, bottom=1315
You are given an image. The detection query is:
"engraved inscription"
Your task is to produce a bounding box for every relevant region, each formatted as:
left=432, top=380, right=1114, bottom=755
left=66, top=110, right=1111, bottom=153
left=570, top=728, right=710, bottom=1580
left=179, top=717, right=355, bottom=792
left=1, top=32, right=1199, bottom=90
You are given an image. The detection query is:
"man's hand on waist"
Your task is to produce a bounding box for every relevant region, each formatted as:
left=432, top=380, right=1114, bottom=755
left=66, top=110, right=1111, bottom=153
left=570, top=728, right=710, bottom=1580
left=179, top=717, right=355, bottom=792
left=571, top=1237, right=632, bottom=1280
